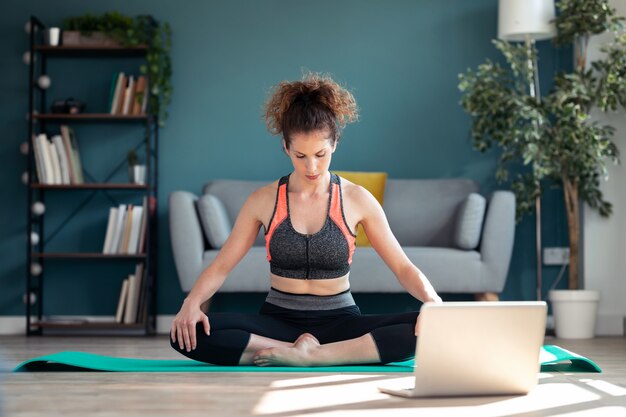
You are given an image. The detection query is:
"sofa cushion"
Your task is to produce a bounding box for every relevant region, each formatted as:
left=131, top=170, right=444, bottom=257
left=333, top=171, right=387, bottom=247
left=384, top=179, right=479, bottom=247
left=197, top=194, right=232, bottom=248
left=453, top=193, right=486, bottom=249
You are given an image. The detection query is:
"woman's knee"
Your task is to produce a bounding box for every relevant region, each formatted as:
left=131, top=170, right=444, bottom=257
left=370, top=323, right=417, bottom=364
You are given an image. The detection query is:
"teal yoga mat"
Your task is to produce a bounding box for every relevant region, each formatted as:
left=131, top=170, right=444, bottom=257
left=13, top=344, right=601, bottom=373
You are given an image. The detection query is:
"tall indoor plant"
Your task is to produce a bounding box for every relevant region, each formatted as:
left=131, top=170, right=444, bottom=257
left=458, top=0, right=624, bottom=294
left=63, top=12, right=172, bottom=127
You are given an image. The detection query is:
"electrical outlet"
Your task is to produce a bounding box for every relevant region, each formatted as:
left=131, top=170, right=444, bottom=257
left=543, top=247, right=570, bottom=265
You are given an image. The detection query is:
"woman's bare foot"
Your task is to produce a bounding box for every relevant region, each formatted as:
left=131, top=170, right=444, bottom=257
left=253, top=333, right=321, bottom=366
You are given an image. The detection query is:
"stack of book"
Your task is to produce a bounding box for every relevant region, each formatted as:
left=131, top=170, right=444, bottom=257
left=31, top=125, right=84, bottom=185
left=102, top=197, right=148, bottom=255
left=109, top=72, right=149, bottom=116
left=115, top=262, right=149, bottom=324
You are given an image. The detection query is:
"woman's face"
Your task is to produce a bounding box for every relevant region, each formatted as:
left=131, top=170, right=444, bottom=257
left=283, top=130, right=337, bottom=182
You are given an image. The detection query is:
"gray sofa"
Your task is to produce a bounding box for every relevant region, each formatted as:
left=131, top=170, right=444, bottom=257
left=169, top=177, right=515, bottom=300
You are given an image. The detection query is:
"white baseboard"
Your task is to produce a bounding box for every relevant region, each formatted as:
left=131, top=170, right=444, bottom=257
left=0, top=315, right=176, bottom=335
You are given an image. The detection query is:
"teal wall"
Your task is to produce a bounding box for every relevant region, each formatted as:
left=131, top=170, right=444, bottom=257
left=0, top=0, right=570, bottom=317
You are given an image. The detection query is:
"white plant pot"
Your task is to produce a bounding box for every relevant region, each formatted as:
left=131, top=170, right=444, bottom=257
left=549, top=289, right=600, bottom=339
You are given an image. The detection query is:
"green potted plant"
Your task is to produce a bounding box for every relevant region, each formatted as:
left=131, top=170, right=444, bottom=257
left=458, top=0, right=624, bottom=338
left=62, top=12, right=172, bottom=127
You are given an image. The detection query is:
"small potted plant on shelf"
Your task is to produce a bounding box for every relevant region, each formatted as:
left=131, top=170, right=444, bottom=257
left=61, top=11, right=172, bottom=127
left=458, top=0, right=625, bottom=338
left=127, top=150, right=146, bottom=185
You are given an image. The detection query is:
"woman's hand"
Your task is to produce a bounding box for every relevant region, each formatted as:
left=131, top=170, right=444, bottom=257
left=170, top=298, right=211, bottom=352
left=414, top=293, right=443, bottom=336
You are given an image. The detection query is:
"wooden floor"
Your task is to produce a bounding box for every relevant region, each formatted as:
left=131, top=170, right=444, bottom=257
left=0, top=335, right=625, bottom=417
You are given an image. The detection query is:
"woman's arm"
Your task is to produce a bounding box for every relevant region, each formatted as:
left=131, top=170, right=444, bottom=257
left=171, top=188, right=266, bottom=351
left=356, top=187, right=442, bottom=304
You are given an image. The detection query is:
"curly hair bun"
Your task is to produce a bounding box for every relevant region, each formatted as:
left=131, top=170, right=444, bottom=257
left=264, top=72, right=359, bottom=144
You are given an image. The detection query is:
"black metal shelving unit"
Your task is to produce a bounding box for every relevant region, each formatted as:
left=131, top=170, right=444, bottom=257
left=25, top=16, right=158, bottom=336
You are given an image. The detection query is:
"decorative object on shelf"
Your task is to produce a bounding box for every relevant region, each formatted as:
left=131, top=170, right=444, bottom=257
left=20, top=141, right=29, bottom=155
left=31, top=202, right=45, bottom=216
left=51, top=98, right=86, bottom=114
left=22, top=51, right=34, bottom=65
left=24, top=21, right=33, bottom=35
left=37, top=75, right=51, bottom=90
left=30, top=263, right=42, bottom=276
left=459, top=0, right=625, bottom=339
left=23, top=292, right=37, bottom=306
left=62, top=12, right=172, bottom=127
left=127, top=150, right=146, bottom=185
left=30, top=232, right=40, bottom=246
left=21, top=171, right=29, bottom=185
left=43, top=27, right=60, bottom=46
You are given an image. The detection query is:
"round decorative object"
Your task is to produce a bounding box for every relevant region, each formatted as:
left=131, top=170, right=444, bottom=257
left=20, top=141, right=29, bottom=155
left=24, top=21, right=32, bottom=35
left=30, top=232, right=40, bottom=246
left=23, top=291, right=37, bottom=305
left=21, top=171, right=29, bottom=185
left=31, top=201, right=45, bottom=216
left=37, top=75, right=51, bottom=90
left=30, top=262, right=42, bottom=276
left=22, top=51, right=31, bottom=64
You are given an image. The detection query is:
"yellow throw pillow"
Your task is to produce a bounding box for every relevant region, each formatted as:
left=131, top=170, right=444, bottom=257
left=333, top=171, right=387, bottom=247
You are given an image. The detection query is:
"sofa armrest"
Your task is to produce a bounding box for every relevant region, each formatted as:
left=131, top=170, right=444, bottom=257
left=169, top=191, right=205, bottom=293
left=479, top=190, right=516, bottom=292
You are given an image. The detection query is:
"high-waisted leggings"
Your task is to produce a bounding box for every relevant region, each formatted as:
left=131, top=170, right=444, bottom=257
left=170, top=288, right=419, bottom=366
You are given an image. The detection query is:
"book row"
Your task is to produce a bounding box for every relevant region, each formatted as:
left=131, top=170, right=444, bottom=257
left=31, top=125, right=84, bottom=185
left=115, top=262, right=149, bottom=324
left=109, top=72, right=150, bottom=116
left=103, top=198, right=148, bottom=255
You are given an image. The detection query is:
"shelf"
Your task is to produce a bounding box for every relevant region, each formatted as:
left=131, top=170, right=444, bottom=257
left=30, top=183, right=149, bottom=190
left=33, top=113, right=149, bottom=122
left=32, top=253, right=146, bottom=260
left=34, top=45, right=148, bottom=57
left=34, top=321, right=146, bottom=330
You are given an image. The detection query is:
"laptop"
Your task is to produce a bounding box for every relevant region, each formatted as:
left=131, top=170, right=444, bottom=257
left=378, top=301, right=547, bottom=397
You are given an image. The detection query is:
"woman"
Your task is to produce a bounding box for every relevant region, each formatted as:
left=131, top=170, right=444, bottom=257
left=170, top=73, right=442, bottom=366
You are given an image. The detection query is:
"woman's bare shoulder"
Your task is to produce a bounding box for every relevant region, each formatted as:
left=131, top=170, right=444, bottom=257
left=336, top=176, right=373, bottom=204
left=241, top=179, right=280, bottom=225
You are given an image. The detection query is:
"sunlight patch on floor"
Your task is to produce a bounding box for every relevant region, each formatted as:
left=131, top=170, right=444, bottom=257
left=579, top=379, right=626, bottom=397
left=270, top=374, right=380, bottom=388
left=254, top=381, right=600, bottom=416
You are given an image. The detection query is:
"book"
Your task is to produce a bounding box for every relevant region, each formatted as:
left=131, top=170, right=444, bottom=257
left=37, top=134, right=54, bottom=184
left=32, top=134, right=46, bottom=184
left=107, top=72, right=120, bottom=114
left=123, top=274, right=137, bottom=323
left=110, top=72, right=126, bottom=115
left=115, top=278, right=129, bottom=323
left=127, top=206, right=143, bottom=254
left=122, top=75, right=135, bottom=115
left=110, top=204, right=127, bottom=254
left=132, top=76, right=146, bottom=115
left=47, top=138, right=62, bottom=184
left=120, top=204, right=134, bottom=254
left=60, top=125, right=84, bottom=184
left=102, top=207, right=118, bottom=254
left=137, top=196, right=148, bottom=254
left=51, top=135, right=70, bottom=184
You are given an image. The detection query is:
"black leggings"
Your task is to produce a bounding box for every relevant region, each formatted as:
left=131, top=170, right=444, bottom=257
left=170, top=302, right=419, bottom=365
